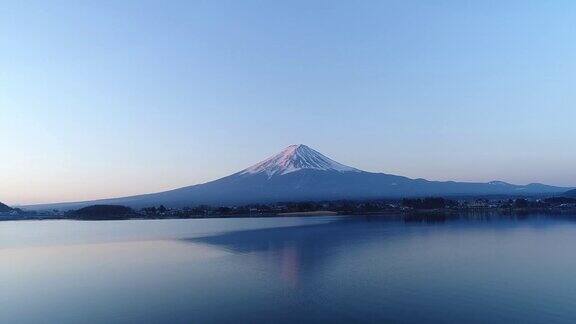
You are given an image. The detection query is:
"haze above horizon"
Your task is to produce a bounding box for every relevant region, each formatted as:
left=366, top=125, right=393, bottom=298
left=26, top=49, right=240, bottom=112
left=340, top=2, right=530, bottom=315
left=2, top=1, right=575, bottom=205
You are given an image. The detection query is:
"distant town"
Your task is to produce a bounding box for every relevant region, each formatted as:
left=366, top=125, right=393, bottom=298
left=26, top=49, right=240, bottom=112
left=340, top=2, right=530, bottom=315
left=3, top=196, right=576, bottom=221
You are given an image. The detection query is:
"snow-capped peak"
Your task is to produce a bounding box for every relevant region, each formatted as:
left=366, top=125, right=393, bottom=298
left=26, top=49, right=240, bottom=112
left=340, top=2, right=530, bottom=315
left=240, top=144, right=360, bottom=177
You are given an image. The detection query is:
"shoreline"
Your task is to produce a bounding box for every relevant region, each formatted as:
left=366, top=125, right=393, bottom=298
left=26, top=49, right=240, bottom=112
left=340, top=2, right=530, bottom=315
left=3, top=208, right=576, bottom=222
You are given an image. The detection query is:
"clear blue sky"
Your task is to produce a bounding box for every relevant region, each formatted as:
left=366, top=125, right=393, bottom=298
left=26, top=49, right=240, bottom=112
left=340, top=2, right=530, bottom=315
left=2, top=0, right=575, bottom=205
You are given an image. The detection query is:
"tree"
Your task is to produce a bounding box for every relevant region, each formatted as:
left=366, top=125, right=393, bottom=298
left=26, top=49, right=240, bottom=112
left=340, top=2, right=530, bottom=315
left=514, top=198, right=529, bottom=208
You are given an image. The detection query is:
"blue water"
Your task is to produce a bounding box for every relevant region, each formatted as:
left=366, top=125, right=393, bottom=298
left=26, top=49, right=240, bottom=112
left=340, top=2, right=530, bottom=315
left=2, top=214, right=576, bottom=323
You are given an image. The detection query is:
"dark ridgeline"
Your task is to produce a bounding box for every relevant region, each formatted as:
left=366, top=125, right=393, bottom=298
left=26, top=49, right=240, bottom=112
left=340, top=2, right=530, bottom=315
left=565, top=189, right=576, bottom=197
left=74, top=205, right=136, bottom=220
left=0, top=201, right=13, bottom=213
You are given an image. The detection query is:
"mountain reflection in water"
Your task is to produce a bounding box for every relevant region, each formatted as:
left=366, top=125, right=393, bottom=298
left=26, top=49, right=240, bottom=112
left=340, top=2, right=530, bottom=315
left=5, top=214, right=576, bottom=323
left=185, top=214, right=572, bottom=288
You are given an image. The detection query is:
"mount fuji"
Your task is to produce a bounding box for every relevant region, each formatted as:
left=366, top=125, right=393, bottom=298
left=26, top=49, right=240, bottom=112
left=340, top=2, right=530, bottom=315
left=240, top=144, right=361, bottom=177
left=26, top=144, right=570, bottom=210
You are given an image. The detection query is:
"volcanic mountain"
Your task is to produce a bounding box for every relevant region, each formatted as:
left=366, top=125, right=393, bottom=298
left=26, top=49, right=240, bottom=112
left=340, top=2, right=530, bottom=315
left=26, top=144, right=571, bottom=210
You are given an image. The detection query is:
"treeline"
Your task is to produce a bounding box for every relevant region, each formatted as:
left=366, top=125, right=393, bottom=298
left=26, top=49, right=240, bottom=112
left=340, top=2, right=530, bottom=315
left=38, top=196, right=576, bottom=221
left=135, top=198, right=459, bottom=218
left=137, top=200, right=400, bottom=218
left=73, top=205, right=137, bottom=220
left=401, top=198, right=458, bottom=210
left=137, top=197, right=576, bottom=218
left=506, top=197, right=576, bottom=209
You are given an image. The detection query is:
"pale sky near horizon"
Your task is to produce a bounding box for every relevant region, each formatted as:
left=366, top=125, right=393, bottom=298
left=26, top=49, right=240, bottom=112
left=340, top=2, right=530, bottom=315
left=2, top=1, right=576, bottom=205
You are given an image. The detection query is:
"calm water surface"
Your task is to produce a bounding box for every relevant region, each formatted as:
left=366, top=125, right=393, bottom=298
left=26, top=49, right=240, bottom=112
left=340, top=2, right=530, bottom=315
left=2, top=214, right=576, bottom=323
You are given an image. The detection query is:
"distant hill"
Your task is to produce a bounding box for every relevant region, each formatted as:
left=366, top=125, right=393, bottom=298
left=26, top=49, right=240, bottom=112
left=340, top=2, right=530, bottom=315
left=0, top=202, right=13, bottom=213
left=24, top=144, right=573, bottom=211
left=74, top=205, right=136, bottom=220
left=565, top=189, right=576, bottom=197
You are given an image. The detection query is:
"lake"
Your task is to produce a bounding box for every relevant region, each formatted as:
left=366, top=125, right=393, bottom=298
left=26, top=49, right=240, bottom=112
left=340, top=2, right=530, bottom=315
left=2, top=214, right=576, bottom=323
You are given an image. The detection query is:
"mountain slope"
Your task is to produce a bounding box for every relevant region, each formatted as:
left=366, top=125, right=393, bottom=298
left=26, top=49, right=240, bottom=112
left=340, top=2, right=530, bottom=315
left=0, top=202, right=13, bottom=213
left=25, top=144, right=572, bottom=210
left=241, top=144, right=360, bottom=177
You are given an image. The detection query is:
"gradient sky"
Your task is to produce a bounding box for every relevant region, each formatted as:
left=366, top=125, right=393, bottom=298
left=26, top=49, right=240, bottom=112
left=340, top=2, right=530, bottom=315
left=2, top=0, right=575, bottom=205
